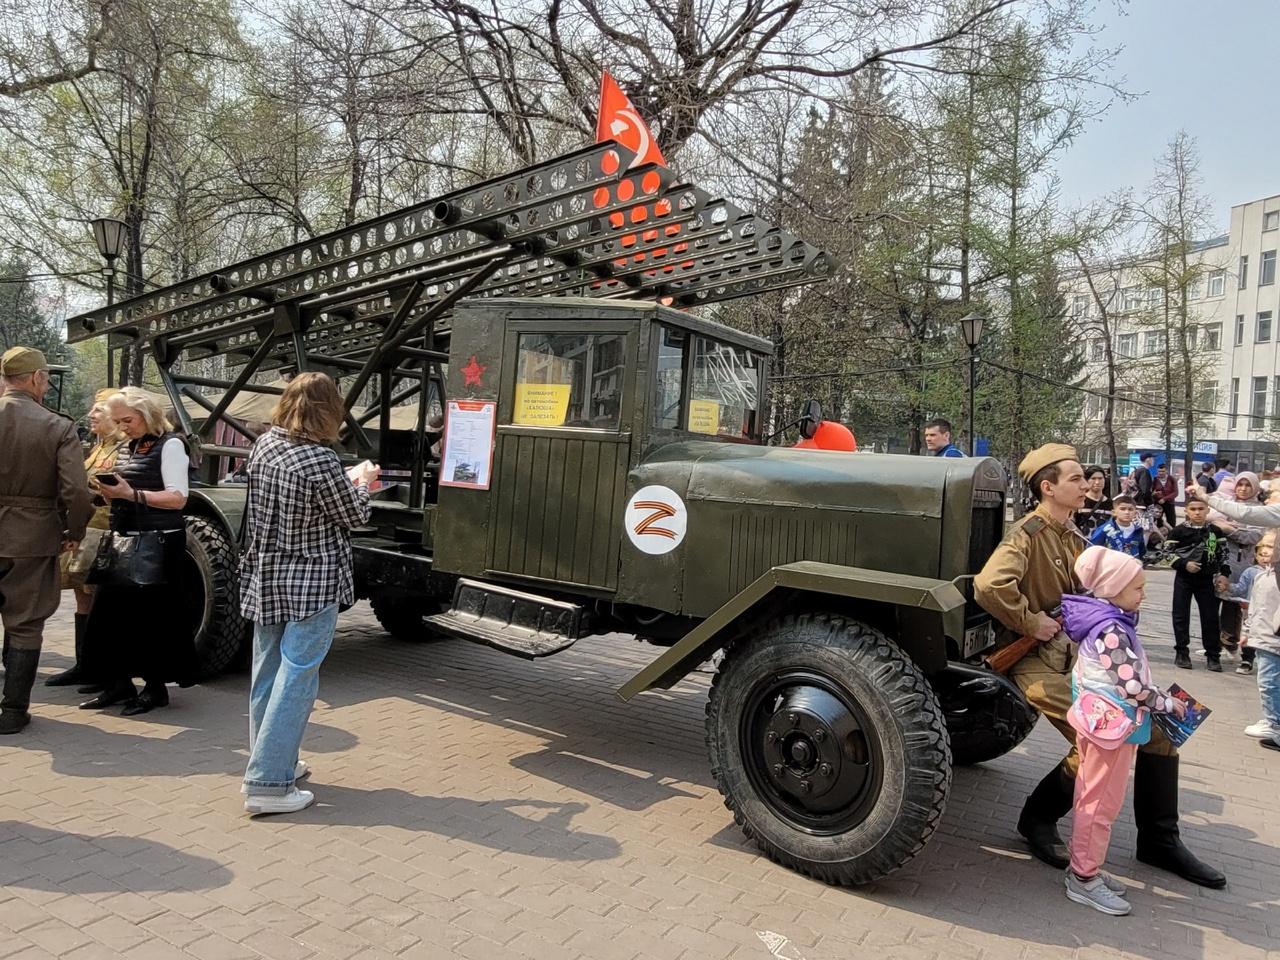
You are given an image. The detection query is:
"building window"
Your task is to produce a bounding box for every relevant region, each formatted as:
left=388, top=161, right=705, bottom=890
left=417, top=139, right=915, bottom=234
left=1143, top=330, right=1166, bottom=356
left=1273, top=376, right=1280, bottom=419
left=1189, top=278, right=1204, bottom=300
left=1148, top=287, right=1164, bottom=306
left=1204, top=323, right=1222, bottom=350
left=1266, top=211, right=1279, bottom=232
left=1251, top=376, right=1268, bottom=430
left=1122, top=287, right=1144, bottom=311
left=1084, top=394, right=1102, bottom=420
left=1116, top=333, right=1137, bottom=358
left=1090, top=338, right=1105, bottom=361
left=1259, top=311, right=1273, bottom=343
left=1263, top=251, right=1277, bottom=287
left=1073, top=294, right=1089, bottom=318
left=1236, top=314, right=1246, bottom=346
left=1208, top=269, right=1225, bottom=297
left=1141, top=384, right=1162, bottom=423
left=1240, top=255, right=1249, bottom=289
left=1186, top=325, right=1199, bottom=349
left=1230, top=377, right=1240, bottom=429
left=1198, top=381, right=1218, bottom=412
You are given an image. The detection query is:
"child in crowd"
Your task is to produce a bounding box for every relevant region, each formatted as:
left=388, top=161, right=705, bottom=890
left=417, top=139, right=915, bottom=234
left=1166, top=499, right=1229, bottom=671
left=1217, top=532, right=1272, bottom=675
left=1061, top=547, right=1185, bottom=916
left=1218, top=533, right=1280, bottom=745
left=1089, top=495, right=1145, bottom=559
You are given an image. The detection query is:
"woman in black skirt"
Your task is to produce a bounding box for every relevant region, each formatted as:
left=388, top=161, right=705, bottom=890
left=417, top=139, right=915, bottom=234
left=80, top=387, right=200, bottom=716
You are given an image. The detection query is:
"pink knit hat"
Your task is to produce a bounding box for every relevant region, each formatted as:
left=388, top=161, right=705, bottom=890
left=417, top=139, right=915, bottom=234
left=1074, top=545, right=1143, bottom=600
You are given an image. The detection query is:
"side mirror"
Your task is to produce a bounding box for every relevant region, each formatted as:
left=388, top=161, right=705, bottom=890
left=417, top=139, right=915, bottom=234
left=799, top=398, right=823, bottom=440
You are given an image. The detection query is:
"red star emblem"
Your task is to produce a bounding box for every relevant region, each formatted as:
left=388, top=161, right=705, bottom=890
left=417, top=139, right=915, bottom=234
left=461, top=355, right=486, bottom=387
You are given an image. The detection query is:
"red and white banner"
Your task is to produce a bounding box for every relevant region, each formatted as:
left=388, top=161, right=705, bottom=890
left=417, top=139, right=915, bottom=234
left=595, top=72, right=666, bottom=169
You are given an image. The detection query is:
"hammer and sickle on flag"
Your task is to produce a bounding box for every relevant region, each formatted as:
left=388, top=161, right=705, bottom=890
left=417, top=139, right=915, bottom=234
left=595, top=71, right=666, bottom=169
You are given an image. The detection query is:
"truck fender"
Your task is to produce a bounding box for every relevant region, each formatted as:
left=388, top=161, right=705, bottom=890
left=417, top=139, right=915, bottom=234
left=617, top=560, right=965, bottom=701
left=184, top=485, right=248, bottom=540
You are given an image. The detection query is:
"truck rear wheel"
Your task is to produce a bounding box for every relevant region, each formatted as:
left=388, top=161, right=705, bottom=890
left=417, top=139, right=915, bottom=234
left=706, top=613, right=951, bottom=885
left=183, top=516, right=251, bottom=677
left=371, top=595, right=443, bottom=642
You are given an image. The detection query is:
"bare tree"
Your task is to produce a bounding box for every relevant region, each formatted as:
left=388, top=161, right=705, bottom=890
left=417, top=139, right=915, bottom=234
left=0, top=0, right=115, bottom=97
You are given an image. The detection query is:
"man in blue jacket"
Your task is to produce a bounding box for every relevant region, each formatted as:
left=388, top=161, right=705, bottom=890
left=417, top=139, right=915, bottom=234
left=924, top=418, right=965, bottom=458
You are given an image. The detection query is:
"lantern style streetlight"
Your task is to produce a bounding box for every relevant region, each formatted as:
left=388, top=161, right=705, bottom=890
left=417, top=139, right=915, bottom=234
left=959, top=312, right=986, bottom=455
left=91, top=216, right=127, bottom=387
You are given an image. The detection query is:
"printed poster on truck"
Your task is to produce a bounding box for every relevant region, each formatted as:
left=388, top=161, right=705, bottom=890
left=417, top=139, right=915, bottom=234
left=440, top=399, right=497, bottom=490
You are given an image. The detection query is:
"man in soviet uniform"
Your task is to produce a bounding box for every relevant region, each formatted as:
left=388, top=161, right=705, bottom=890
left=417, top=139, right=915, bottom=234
left=0, top=347, right=92, bottom=734
left=975, top=443, right=1225, bottom=889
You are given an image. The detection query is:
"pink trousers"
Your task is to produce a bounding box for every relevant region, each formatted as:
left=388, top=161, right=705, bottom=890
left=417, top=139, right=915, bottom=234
left=1070, top=738, right=1138, bottom=877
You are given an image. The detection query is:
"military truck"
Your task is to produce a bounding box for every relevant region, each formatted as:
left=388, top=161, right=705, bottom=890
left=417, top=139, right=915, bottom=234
left=67, top=142, right=1034, bottom=885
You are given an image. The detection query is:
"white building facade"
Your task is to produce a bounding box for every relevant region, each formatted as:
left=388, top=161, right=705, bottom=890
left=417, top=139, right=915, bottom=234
left=1068, top=194, right=1280, bottom=472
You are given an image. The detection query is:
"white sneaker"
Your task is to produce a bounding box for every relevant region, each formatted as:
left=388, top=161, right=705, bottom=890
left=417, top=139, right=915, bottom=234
left=1065, top=871, right=1131, bottom=916
left=245, top=786, right=314, bottom=816
left=240, top=760, right=311, bottom=795
left=1244, top=720, right=1278, bottom=739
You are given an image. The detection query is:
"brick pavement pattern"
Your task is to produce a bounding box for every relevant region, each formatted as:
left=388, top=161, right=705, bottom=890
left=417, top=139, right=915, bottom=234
left=1, top=569, right=1277, bottom=960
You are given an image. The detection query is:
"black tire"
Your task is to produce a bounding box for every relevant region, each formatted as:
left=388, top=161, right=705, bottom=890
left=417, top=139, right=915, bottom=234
left=183, top=516, right=251, bottom=678
left=371, top=594, right=443, bottom=642
left=706, top=613, right=951, bottom=885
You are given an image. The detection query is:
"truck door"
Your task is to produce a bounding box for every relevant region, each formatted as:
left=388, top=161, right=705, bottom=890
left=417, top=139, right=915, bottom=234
left=485, top=320, right=637, bottom=592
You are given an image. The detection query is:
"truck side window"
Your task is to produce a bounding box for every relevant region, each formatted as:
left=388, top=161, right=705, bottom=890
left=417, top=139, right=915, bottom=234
left=689, top=336, right=761, bottom=439
left=654, top=326, right=686, bottom=430
left=513, top=333, right=624, bottom=430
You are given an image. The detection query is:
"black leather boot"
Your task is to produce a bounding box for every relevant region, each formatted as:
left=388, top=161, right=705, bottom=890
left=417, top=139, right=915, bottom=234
left=1016, top=762, right=1075, bottom=868
left=0, top=648, right=41, bottom=734
left=45, top=614, right=89, bottom=687
left=1134, top=752, right=1226, bottom=888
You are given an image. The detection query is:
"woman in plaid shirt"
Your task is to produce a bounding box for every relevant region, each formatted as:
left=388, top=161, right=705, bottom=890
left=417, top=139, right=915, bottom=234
left=239, top=373, right=379, bottom=815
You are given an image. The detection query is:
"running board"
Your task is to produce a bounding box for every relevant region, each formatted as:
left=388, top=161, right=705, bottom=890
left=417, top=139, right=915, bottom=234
left=423, top=579, right=582, bottom=658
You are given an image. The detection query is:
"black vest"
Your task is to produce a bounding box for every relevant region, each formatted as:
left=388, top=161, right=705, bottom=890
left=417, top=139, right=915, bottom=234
left=110, top=432, right=188, bottom=532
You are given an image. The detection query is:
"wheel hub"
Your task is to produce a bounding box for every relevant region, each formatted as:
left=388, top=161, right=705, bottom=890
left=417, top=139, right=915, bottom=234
left=746, top=678, right=878, bottom=829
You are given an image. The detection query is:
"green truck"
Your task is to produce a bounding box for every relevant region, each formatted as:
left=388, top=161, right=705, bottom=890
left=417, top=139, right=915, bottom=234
left=68, top=143, right=1034, bottom=885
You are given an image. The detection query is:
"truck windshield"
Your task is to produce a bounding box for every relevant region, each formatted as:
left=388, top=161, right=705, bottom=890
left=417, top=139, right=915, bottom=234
left=653, top=324, right=762, bottom=440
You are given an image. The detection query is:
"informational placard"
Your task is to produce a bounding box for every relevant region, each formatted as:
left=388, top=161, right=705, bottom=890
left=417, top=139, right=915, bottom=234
left=513, top=382, right=572, bottom=426
left=688, top=398, right=721, bottom=435
left=440, top=400, right=497, bottom=490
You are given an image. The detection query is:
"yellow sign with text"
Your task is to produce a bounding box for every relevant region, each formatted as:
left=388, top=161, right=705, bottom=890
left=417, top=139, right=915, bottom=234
left=514, top=383, right=572, bottom=426
left=688, top=398, right=721, bottom=435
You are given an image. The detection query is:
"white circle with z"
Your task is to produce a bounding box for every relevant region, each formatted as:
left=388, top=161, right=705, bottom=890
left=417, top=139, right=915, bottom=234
left=624, top=485, right=688, bottom=555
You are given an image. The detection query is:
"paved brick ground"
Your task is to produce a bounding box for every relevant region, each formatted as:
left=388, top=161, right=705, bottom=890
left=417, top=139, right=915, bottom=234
left=1, top=569, right=1277, bottom=960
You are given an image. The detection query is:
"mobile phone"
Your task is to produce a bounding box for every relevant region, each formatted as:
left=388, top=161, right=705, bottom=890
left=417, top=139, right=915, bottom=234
left=95, top=473, right=119, bottom=486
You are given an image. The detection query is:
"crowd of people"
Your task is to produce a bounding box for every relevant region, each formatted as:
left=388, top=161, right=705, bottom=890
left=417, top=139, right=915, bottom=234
left=0, top=348, right=377, bottom=817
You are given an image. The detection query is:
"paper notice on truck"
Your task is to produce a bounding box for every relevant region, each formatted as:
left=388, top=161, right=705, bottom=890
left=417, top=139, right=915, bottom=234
left=688, top=398, right=721, bottom=435
left=513, top=383, right=572, bottom=426
left=440, top=399, right=496, bottom=489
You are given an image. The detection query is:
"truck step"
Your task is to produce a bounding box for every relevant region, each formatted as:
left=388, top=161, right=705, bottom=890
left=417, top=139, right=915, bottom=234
left=423, top=579, right=582, bottom=659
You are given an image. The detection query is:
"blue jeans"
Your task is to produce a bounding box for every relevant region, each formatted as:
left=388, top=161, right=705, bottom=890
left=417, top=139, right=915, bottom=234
left=1257, top=648, right=1280, bottom=728
left=244, top=603, right=338, bottom=795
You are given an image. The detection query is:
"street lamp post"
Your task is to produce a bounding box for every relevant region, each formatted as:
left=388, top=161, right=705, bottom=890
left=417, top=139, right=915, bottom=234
left=959, top=312, right=986, bottom=456
left=91, top=216, right=127, bottom=387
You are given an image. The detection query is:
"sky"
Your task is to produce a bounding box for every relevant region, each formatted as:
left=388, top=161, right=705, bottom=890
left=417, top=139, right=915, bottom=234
left=1054, top=0, right=1280, bottom=234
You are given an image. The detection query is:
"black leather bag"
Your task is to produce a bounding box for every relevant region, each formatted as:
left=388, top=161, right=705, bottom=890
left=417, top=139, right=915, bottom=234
left=87, top=531, right=170, bottom=587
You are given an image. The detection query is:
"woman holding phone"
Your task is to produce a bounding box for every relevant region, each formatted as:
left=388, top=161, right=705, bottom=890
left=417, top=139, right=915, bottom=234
left=238, top=373, right=378, bottom=815
left=80, top=387, right=200, bottom=715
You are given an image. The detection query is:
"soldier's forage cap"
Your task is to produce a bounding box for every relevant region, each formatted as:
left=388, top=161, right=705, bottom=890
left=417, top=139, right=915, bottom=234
left=1, top=346, right=50, bottom=376
left=1017, top=443, right=1079, bottom=484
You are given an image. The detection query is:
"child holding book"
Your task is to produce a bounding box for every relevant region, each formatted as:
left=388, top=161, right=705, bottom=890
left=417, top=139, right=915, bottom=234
left=1089, top=495, right=1146, bottom=559
left=1061, top=547, right=1186, bottom=916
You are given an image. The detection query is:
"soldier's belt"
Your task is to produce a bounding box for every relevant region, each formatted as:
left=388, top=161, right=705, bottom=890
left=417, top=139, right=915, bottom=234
left=0, top=495, right=57, bottom=508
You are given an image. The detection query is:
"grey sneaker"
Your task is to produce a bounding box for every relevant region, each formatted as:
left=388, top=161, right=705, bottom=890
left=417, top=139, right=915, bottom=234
left=1097, top=871, right=1126, bottom=895
left=1065, top=871, right=1131, bottom=916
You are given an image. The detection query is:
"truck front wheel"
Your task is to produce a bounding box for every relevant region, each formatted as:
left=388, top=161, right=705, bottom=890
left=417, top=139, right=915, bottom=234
left=183, top=516, right=251, bottom=677
left=706, top=613, right=951, bottom=885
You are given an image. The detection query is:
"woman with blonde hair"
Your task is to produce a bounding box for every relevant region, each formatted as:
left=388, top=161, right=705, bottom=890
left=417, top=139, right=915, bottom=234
left=47, top=393, right=126, bottom=690
left=238, top=372, right=378, bottom=815
left=80, top=386, right=200, bottom=715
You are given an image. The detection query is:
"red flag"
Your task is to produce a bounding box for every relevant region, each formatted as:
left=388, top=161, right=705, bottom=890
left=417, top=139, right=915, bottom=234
left=596, top=72, right=666, bottom=169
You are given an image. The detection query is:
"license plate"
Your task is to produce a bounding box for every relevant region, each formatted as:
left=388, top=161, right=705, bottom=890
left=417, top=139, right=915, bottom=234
left=964, top=621, right=996, bottom=659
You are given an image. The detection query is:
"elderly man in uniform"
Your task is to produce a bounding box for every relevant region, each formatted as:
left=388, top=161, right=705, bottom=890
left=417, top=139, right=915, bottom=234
left=975, top=443, right=1225, bottom=889
left=0, top=347, right=93, bottom=734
